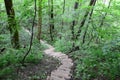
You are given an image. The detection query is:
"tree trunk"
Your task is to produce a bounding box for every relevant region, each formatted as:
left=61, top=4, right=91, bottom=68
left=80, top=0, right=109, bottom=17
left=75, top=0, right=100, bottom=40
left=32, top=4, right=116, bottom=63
left=99, top=0, right=112, bottom=27
left=96, top=0, right=112, bottom=43
left=71, top=0, right=79, bottom=40
left=49, top=0, right=54, bottom=41
left=61, top=0, right=65, bottom=32
left=82, top=0, right=97, bottom=44
left=70, top=0, right=79, bottom=48
left=37, top=0, right=42, bottom=40
left=4, top=0, right=20, bottom=49
left=76, top=0, right=97, bottom=39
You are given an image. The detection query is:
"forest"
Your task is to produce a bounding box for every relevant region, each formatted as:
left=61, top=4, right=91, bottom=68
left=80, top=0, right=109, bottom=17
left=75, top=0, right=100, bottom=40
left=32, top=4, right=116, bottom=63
left=0, top=0, right=120, bottom=80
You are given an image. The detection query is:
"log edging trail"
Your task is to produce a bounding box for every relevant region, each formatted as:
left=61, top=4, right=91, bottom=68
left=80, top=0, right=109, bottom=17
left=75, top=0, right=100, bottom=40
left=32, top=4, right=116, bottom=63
left=40, top=40, right=73, bottom=80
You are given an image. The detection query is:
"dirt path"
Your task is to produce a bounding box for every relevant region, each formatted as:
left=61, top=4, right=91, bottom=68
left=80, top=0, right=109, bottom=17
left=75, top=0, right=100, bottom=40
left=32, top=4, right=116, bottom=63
left=23, top=28, right=73, bottom=80
left=40, top=40, right=73, bottom=80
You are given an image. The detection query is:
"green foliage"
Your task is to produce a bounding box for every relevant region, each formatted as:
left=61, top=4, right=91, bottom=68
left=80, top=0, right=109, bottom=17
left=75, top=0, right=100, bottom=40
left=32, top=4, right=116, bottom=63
left=1, top=0, right=120, bottom=80
left=25, top=52, right=43, bottom=63
left=0, top=49, right=17, bottom=68
left=0, top=34, right=11, bottom=47
left=54, top=37, right=72, bottom=52
left=103, top=38, right=120, bottom=53
left=0, top=32, right=43, bottom=79
left=0, top=0, right=3, bottom=3
left=0, top=47, right=43, bottom=78
left=74, top=47, right=120, bottom=80
left=0, top=66, right=14, bottom=79
left=29, top=73, right=46, bottom=80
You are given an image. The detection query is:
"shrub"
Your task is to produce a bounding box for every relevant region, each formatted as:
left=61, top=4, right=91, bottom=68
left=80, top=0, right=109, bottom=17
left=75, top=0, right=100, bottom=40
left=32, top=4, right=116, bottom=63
left=75, top=47, right=120, bottom=80
left=54, top=37, right=72, bottom=52
left=0, top=47, right=43, bottom=78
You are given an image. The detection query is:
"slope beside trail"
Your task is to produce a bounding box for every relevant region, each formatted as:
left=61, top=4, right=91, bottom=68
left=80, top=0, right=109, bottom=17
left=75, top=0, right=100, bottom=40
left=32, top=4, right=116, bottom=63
left=40, top=40, right=73, bottom=80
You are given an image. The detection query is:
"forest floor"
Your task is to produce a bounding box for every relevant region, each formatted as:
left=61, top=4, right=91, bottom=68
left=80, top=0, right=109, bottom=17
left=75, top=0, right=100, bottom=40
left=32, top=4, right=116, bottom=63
left=15, top=40, right=74, bottom=80
left=1, top=54, right=60, bottom=80
left=16, top=55, right=60, bottom=80
left=0, top=28, right=60, bottom=80
left=15, top=29, right=73, bottom=80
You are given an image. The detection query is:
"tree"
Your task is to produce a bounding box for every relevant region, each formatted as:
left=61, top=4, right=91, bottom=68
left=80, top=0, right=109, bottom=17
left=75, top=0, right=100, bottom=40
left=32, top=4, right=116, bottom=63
left=76, top=0, right=97, bottom=39
left=82, top=0, right=97, bottom=44
left=71, top=0, right=79, bottom=39
left=99, top=0, right=112, bottom=28
left=61, top=0, right=65, bottom=31
left=22, top=0, right=37, bottom=64
left=95, top=0, right=112, bottom=43
left=37, top=0, right=42, bottom=40
left=71, top=0, right=79, bottom=47
left=4, top=0, right=20, bottom=49
left=49, top=0, right=54, bottom=41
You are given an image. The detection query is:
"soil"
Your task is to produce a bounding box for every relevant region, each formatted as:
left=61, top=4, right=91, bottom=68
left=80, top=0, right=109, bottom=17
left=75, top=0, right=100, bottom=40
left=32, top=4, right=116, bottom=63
left=17, top=55, right=60, bottom=80
left=2, top=54, right=60, bottom=80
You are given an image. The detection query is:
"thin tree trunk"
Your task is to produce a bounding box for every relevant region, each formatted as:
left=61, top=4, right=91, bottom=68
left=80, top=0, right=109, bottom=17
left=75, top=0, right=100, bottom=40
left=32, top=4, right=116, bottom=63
left=82, top=0, right=97, bottom=44
left=96, top=0, right=112, bottom=43
left=61, top=0, right=65, bottom=32
left=37, top=0, right=42, bottom=40
left=63, top=0, right=65, bottom=14
left=22, top=0, right=37, bottom=64
left=4, top=0, right=20, bottom=49
left=70, top=0, right=79, bottom=48
left=71, top=0, right=79, bottom=40
left=76, top=0, right=97, bottom=39
left=99, top=0, right=112, bottom=27
left=49, top=0, right=54, bottom=41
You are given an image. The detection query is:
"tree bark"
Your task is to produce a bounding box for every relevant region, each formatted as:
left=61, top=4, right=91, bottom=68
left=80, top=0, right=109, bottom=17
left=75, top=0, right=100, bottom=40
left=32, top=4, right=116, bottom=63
left=99, top=0, right=112, bottom=27
left=22, top=0, right=37, bottom=64
left=4, top=0, right=20, bottom=49
left=61, top=0, right=65, bottom=32
left=71, top=0, right=79, bottom=40
left=70, top=0, right=79, bottom=48
left=49, top=0, right=54, bottom=41
left=37, top=0, right=42, bottom=40
left=96, top=0, right=112, bottom=43
left=82, top=0, right=97, bottom=44
left=76, top=0, right=97, bottom=39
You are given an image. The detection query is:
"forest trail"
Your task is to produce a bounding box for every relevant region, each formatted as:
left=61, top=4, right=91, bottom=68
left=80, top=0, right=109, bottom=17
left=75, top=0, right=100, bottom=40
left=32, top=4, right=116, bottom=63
left=40, top=40, right=73, bottom=80
left=24, top=28, right=73, bottom=80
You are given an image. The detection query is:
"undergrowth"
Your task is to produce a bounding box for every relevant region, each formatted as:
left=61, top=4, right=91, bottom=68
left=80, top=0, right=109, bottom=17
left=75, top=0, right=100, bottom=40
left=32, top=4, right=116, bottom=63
left=54, top=38, right=120, bottom=80
left=0, top=29, right=44, bottom=79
